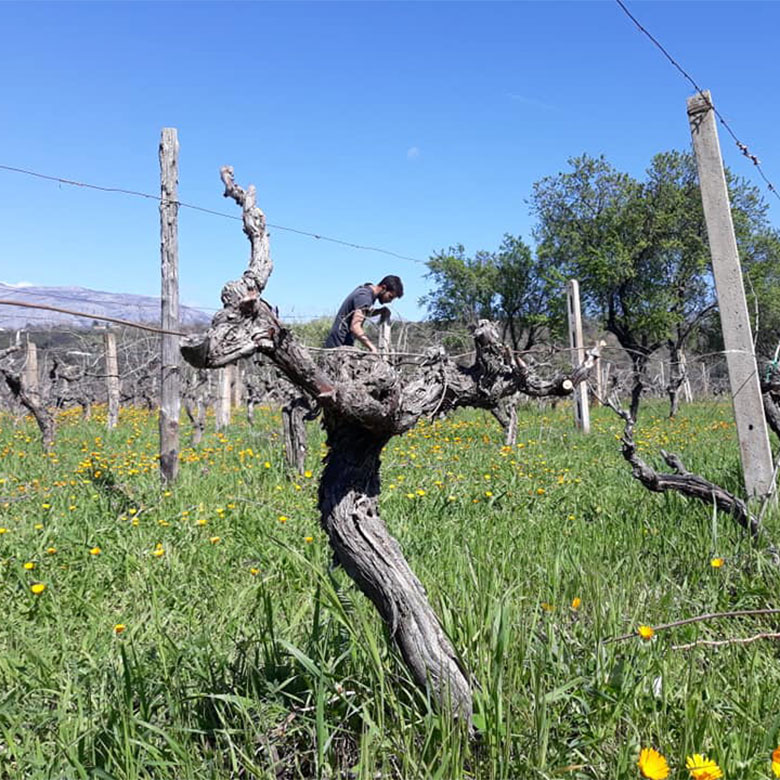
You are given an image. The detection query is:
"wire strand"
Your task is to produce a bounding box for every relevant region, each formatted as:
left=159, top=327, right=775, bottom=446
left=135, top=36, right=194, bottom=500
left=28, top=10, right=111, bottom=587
left=614, top=0, right=780, bottom=200
left=0, top=163, right=428, bottom=264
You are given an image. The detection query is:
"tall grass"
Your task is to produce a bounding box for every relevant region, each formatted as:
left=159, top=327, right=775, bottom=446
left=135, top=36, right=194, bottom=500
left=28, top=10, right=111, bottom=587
left=1, top=400, right=779, bottom=778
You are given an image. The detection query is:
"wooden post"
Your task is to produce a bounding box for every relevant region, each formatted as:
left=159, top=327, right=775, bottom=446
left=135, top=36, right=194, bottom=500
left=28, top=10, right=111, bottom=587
left=681, top=351, right=693, bottom=403
left=688, top=90, right=774, bottom=498
left=567, top=280, right=590, bottom=433
left=104, top=330, right=120, bottom=429
left=230, top=361, right=244, bottom=409
left=159, top=127, right=181, bottom=483
left=23, top=338, right=39, bottom=406
left=216, top=368, right=231, bottom=430
left=378, top=315, right=392, bottom=358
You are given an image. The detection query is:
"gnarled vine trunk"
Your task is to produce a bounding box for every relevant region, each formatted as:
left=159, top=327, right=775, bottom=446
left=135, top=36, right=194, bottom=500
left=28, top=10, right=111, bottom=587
left=320, top=421, right=471, bottom=717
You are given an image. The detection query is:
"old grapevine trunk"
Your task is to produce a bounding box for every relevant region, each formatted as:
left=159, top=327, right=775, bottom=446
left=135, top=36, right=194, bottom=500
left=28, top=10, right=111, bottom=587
left=320, top=420, right=471, bottom=717
left=180, top=167, right=600, bottom=722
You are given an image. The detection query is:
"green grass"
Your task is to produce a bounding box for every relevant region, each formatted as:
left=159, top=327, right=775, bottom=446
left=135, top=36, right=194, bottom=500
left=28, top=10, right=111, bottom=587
left=1, top=400, right=779, bottom=778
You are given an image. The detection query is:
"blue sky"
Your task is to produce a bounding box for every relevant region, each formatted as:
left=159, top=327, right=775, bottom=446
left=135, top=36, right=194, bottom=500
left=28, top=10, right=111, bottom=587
left=1, top=0, right=779, bottom=325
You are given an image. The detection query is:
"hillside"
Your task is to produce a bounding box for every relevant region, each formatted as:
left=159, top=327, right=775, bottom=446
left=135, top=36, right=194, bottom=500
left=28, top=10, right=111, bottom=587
left=0, top=283, right=211, bottom=331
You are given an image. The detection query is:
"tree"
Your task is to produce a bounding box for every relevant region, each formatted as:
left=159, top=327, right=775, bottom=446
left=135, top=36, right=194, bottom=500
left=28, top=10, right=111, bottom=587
left=531, top=151, right=779, bottom=418
left=181, top=167, right=600, bottom=722
left=421, top=238, right=562, bottom=353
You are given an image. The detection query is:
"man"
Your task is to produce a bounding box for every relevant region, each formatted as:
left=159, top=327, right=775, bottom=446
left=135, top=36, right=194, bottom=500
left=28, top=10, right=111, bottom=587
left=324, top=275, right=404, bottom=352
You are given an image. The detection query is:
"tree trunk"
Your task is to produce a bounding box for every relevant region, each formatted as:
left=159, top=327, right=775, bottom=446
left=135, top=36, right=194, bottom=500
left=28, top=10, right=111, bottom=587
left=490, top=396, right=518, bottom=446
left=629, top=353, right=647, bottom=421
left=282, top=396, right=309, bottom=475
left=667, top=345, right=685, bottom=419
left=319, top=420, right=472, bottom=721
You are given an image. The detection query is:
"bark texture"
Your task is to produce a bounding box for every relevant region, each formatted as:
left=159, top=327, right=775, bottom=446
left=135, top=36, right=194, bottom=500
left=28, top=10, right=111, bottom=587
left=0, top=346, right=55, bottom=449
left=180, top=167, right=601, bottom=721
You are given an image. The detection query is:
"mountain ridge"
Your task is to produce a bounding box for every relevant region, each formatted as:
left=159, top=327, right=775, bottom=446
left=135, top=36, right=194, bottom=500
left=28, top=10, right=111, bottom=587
left=0, top=283, right=212, bottom=331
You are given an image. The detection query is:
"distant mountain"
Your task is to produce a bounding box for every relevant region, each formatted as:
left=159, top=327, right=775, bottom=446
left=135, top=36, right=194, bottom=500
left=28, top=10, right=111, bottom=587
left=0, top=283, right=212, bottom=331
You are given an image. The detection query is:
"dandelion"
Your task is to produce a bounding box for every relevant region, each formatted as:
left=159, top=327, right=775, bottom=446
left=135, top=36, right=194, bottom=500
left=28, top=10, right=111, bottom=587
left=278, top=515, right=288, bottom=524
left=536, top=487, right=546, bottom=496
left=304, top=536, right=314, bottom=543
left=23, top=561, right=35, bottom=570
left=485, top=491, right=493, bottom=498
left=710, top=557, right=724, bottom=568
left=89, top=547, right=101, bottom=556
left=0, top=528, right=7, bottom=534
left=209, top=536, right=221, bottom=544
left=30, top=582, right=46, bottom=595
left=46, top=547, right=56, bottom=555
left=249, top=567, right=260, bottom=576
left=114, top=624, right=126, bottom=635
left=637, top=625, right=655, bottom=641
left=304, top=470, right=313, bottom=478
left=638, top=747, right=669, bottom=780
left=34, top=523, right=43, bottom=530
left=571, top=597, right=582, bottom=610
left=152, top=544, right=165, bottom=557
left=685, top=753, right=723, bottom=779
left=771, top=747, right=780, bottom=778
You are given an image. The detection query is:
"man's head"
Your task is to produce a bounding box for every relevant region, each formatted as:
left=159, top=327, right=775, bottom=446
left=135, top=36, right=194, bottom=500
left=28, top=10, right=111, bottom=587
left=377, top=275, right=404, bottom=304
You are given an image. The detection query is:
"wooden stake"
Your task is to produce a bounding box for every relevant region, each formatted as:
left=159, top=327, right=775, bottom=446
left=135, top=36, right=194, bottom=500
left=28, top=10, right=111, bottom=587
left=216, top=368, right=231, bottom=430
left=159, top=128, right=181, bottom=483
left=567, top=279, right=590, bottom=433
left=23, top=338, right=39, bottom=406
left=688, top=91, right=774, bottom=498
left=104, top=330, right=120, bottom=429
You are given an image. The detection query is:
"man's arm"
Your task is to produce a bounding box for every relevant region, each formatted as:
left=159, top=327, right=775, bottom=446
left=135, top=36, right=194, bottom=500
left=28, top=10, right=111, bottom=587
left=350, top=308, right=378, bottom=353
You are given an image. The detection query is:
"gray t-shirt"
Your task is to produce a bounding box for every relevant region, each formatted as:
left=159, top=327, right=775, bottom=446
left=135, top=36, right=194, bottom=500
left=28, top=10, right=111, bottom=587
left=324, top=283, right=376, bottom=347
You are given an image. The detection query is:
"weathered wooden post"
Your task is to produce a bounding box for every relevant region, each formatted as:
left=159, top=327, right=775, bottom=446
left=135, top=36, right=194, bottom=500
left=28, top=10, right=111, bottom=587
left=104, top=330, right=120, bottom=429
left=230, top=360, right=244, bottom=409
left=378, top=313, right=392, bottom=358
left=567, top=280, right=590, bottom=433
left=216, top=368, right=231, bottom=430
left=688, top=90, right=774, bottom=498
left=23, top=338, right=39, bottom=407
left=159, top=127, right=181, bottom=483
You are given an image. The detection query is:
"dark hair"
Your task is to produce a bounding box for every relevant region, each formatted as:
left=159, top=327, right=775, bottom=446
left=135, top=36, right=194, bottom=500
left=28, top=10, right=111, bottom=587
left=378, top=275, right=404, bottom=298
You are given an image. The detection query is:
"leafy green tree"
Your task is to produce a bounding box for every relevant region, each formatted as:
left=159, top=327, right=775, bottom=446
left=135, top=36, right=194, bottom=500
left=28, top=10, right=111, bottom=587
left=420, top=237, right=562, bottom=353
left=531, top=150, right=780, bottom=418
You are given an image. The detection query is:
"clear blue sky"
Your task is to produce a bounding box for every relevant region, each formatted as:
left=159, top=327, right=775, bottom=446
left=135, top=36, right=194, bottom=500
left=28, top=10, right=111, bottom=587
left=1, top=1, right=779, bottom=324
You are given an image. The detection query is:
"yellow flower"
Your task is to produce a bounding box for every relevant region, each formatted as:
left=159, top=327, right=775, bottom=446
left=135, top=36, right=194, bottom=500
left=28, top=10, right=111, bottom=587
left=209, top=536, right=221, bottom=544
left=685, top=753, right=723, bottom=779
left=536, top=488, right=546, bottom=495
left=34, top=523, right=43, bottom=530
left=0, top=528, right=7, bottom=534
left=23, top=561, right=35, bottom=570
left=304, top=536, right=314, bottom=543
left=30, top=582, right=46, bottom=595
left=89, top=547, right=101, bottom=556
left=46, top=547, right=57, bottom=555
left=571, top=597, right=582, bottom=610
left=278, top=515, right=288, bottom=524
left=638, top=747, right=669, bottom=780
left=114, top=623, right=126, bottom=635
left=304, top=470, right=313, bottom=478
left=710, top=557, right=724, bottom=568
left=772, top=747, right=780, bottom=778
left=249, top=567, right=260, bottom=576
left=484, top=491, right=493, bottom=498
left=541, top=602, right=555, bottom=612
left=637, top=625, right=655, bottom=641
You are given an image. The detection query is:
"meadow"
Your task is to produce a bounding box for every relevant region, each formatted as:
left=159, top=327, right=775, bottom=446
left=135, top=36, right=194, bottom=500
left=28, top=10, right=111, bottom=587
left=1, top=399, right=779, bottom=779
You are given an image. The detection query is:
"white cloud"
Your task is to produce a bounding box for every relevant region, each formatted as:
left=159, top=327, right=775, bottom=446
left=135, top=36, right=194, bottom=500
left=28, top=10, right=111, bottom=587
left=406, top=146, right=421, bottom=160
left=0, top=280, right=35, bottom=287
